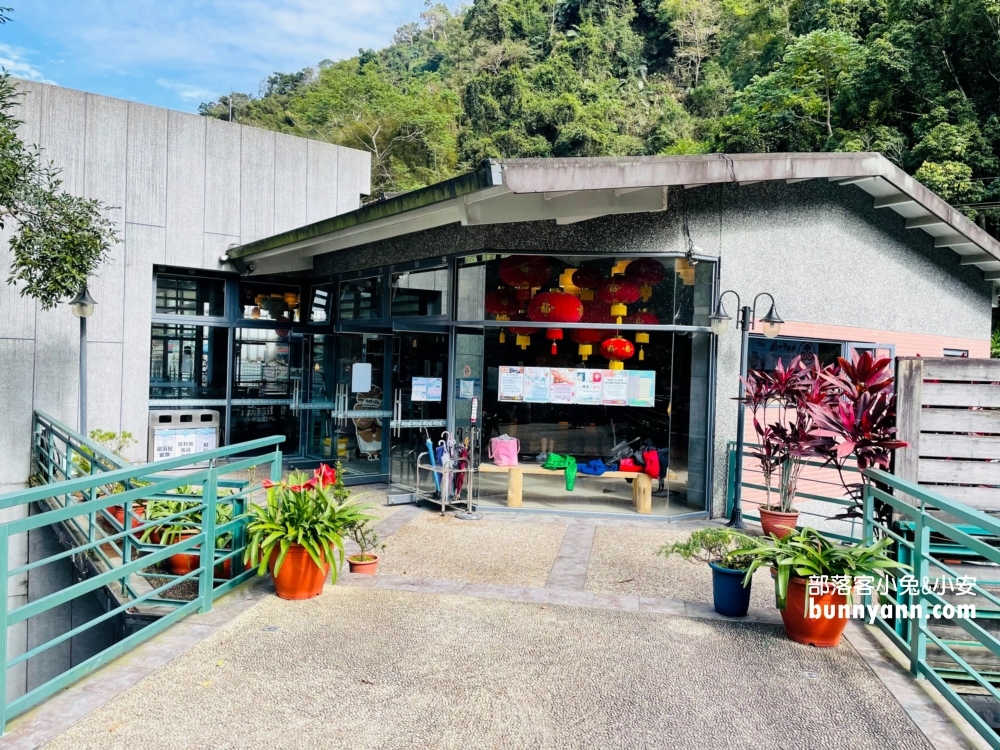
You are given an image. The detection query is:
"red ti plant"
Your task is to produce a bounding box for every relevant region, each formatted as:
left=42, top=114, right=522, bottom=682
left=804, top=352, right=908, bottom=523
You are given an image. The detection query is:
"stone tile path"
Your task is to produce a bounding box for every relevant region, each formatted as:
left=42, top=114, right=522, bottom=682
left=0, top=505, right=989, bottom=749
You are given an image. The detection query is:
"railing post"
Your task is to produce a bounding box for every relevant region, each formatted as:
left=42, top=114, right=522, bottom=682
left=199, top=462, right=219, bottom=614
left=910, top=503, right=930, bottom=679
left=270, top=449, right=283, bottom=485
left=0, top=525, right=10, bottom=734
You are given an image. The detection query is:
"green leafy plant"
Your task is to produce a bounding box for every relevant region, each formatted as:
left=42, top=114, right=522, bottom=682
left=244, top=465, right=375, bottom=582
left=332, top=463, right=384, bottom=562
left=734, top=527, right=908, bottom=610
left=659, top=528, right=761, bottom=571
left=141, top=486, right=235, bottom=547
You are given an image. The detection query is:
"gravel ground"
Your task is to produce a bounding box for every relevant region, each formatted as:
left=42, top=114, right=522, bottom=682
left=377, top=513, right=567, bottom=588
left=586, top=527, right=776, bottom=609
left=44, top=587, right=930, bottom=750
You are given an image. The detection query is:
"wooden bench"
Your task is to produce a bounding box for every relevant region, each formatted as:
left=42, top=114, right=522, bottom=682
left=479, top=462, right=652, bottom=514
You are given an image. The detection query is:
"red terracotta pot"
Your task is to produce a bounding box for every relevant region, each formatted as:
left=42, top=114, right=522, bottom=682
left=779, top=575, right=850, bottom=648
left=166, top=532, right=200, bottom=576
left=269, top=544, right=330, bottom=600
left=347, top=553, right=380, bottom=575
left=759, top=508, right=799, bottom=539
left=110, top=505, right=145, bottom=529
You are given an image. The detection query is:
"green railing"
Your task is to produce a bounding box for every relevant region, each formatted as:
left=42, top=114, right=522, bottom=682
left=0, top=411, right=284, bottom=732
left=863, top=469, right=1000, bottom=749
left=725, top=441, right=862, bottom=543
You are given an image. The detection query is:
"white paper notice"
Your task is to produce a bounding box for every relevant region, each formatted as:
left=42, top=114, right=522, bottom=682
left=522, top=367, right=551, bottom=402
left=412, top=377, right=442, bottom=402
left=601, top=370, right=628, bottom=406
left=351, top=362, right=372, bottom=393
left=459, top=379, right=475, bottom=399
left=498, top=366, right=524, bottom=402
left=550, top=368, right=577, bottom=404
left=575, top=369, right=603, bottom=405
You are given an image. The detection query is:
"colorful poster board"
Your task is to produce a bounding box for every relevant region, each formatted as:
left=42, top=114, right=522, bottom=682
left=411, top=377, right=442, bottom=402
left=497, top=367, right=655, bottom=407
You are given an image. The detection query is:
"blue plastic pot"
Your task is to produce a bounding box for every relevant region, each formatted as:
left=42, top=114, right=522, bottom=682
left=709, top=561, right=753, bottom=617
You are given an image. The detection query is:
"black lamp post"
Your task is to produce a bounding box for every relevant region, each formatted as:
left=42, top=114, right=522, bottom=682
left=69, top=286, right=97, bottom=436
left=709, top=291, right=784, bottom=528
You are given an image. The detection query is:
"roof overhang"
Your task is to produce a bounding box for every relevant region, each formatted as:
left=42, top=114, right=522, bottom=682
left=227, top=153, right=1000, bottom=281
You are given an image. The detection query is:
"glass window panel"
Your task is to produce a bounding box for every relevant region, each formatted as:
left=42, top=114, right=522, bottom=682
left=456, top=256, right=487, bottom=320
left=391, top=268, right=448, bottom=317
left=240, top=281, right=302, bottom=322
left=747, top=337, right=842, bottom=372
left=339, top=276, right=383, bottom=321
left=155, top=275, right=225, bottom=317
left=148, top=324, right=229, bottom=399
left=309, top=284, right=333, bottom=323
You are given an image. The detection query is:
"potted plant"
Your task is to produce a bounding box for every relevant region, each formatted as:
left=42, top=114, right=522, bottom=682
left=141, top=489, right=234, bottom=577
left=735, top=527, right=907, bottom=647
left=345, top=518, right=385, bottom=574
left=244, top=464, right=375, bottom=600
left=659, top=528, right=761, bottom=617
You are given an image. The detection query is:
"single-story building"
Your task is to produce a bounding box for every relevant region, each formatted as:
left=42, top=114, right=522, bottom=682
left=213, top=153, right=996, bottom=517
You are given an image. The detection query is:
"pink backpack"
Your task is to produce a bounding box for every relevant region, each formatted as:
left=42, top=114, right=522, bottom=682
left=489, top=437, right=520, bottom=466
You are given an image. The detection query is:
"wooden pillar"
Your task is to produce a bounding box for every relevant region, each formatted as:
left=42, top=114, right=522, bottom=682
left=633, top=474, right=652, bottom=514
left=894, top=358, right=924, bottom=506
left=506, top=468, right=523, bottom=508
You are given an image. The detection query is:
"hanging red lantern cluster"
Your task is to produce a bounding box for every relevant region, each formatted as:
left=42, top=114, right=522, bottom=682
left=485, top=287, right=520, bottom=343
left=499, top=256, right=552, bottom=301
left=570, top=267, right=603, bottom=302
left=597, top=278, right=641, bottom=324
left=528, top=291, right=583, bottom=354
left=626, top=310, right=660, bottom=361
left=625, top=258, right=666, bottom=302
left=570, top=300, right=608, bottom=360
left=601, top=336, right=635, bottom=370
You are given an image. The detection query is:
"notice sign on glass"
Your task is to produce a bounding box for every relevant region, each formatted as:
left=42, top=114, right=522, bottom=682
left=497, top=367, right=656, bottom=407
left=411, top=377, right=442, bottom=402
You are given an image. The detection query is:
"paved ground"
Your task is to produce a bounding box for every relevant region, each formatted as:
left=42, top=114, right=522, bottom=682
left=1, top=503, right=986, bottom=749
left=45, top=588, right=930, bottom=750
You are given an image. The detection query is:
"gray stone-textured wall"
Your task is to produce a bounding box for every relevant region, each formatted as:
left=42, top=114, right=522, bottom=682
left=0, top=80, right=370, bottom=683
left=312, top=179, right=993, bottom=514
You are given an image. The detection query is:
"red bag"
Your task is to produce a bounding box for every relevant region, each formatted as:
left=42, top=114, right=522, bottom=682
left=642, top=449, right=660, bottom=479
left=617, top=457, right=642, bottom=472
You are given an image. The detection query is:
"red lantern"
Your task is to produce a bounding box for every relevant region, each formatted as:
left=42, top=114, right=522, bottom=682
left=507, top=325, right=536, bottom=350
left=528, top=291, right=583, bottom=354
left=485, top=287, right=520, bottom=343
left=499, top=256, right=553, bottom=301
left=626, top=310, right=659, bottom=361
left=597, top=278, right=641, bottom=324
left=601, top=336, right=636, bottom=370
left=625, top=258, right=666, bottom=302
left=570, top=300, right=607, bottom=360
left=571, top=267, right=603, bottom=302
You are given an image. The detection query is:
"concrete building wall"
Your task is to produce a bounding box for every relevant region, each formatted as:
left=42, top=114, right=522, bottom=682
left=312, top=179, right=993, bottom=515
left=0, top=80, right=370, bottom=692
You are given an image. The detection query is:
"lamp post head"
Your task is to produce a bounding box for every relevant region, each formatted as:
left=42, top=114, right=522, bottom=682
left=709, top=297, right=731, bottom=336
left=759, top=302, right=784, bottom=339
left=69, top=287, right=97, bottom=319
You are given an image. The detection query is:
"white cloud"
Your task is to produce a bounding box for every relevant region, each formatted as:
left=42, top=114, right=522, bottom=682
left=156, top=79, right=212, bottom=101
left=0, top=43, right=55, bottom=84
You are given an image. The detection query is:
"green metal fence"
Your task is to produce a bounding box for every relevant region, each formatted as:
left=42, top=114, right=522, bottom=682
left=0, top=411, right=284, bottom=732
left=725, top=441, right=863, bottom=543
left=863, top=469, right=1000, bottom=749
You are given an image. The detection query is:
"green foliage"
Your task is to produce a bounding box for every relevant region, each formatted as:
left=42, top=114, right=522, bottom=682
left=734, top=527, right=908, bottom=610
left=196, top=0, right=1000, bottom=234
left=0, top=73, right=117, bottom=309
left=243, top=469, right=375, bottom=582
left=658, top=527, right=761, bottom=570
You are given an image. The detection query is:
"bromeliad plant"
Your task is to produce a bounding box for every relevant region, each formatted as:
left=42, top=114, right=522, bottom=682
left=735, top=527, right=907, bottom=610
left=244, top=464, right=375, bottom=585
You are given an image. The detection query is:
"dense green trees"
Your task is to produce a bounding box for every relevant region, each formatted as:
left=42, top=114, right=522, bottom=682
left=200, top=0, right=1000, bottom=232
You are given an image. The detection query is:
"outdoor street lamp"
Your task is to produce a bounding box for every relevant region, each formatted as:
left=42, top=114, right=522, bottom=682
left=69, top=286, right=97, bottom=436
left=710, top=290, right=784, bottom=529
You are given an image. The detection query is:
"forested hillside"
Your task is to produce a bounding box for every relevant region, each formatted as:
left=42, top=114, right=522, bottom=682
left=200, top=0, right=1000, bottom=234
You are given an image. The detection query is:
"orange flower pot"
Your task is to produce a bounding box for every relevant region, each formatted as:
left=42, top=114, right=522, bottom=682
left=347, top=553, right=380, bottom=575
left=759, top=508, right=799, bottom=539
left=166, top=532, right=200, bottom=576
left=269, top=544, right=330, bottom=600
left=779, top=575, right=850, bottom=648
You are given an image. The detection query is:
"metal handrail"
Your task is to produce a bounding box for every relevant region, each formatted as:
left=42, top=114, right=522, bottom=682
left=0, top=411, right=285, bottom=732
left=862, top=468, right=1000, bottom=749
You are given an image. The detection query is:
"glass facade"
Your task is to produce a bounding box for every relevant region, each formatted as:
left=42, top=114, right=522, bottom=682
left=147, top=254, right=718, bottom=513
left=155, top=274, right=225, bottom=317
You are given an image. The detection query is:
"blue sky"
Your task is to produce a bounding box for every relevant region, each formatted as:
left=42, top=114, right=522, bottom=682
left=2, top=1, right=430, bottom=111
